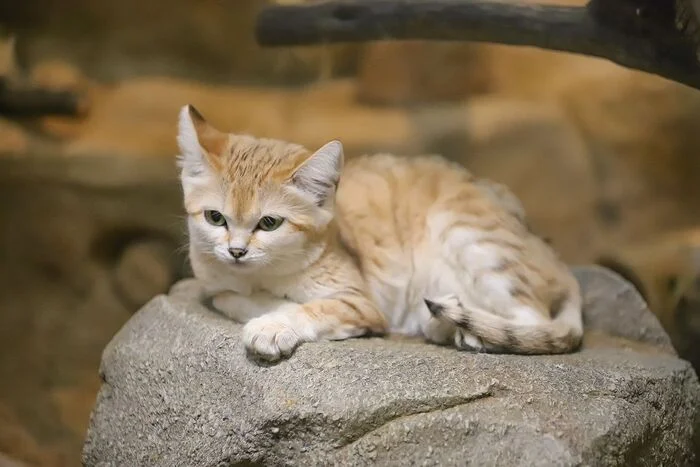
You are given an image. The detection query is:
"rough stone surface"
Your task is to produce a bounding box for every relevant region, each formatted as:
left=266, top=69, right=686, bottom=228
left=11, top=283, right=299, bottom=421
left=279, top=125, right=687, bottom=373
left=82, top=266, right=700, bottom=466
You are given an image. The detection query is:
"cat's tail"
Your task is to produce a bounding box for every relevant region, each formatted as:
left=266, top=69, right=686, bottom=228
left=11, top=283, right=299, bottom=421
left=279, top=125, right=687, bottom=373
left=423, top=291, right=583, bottom=355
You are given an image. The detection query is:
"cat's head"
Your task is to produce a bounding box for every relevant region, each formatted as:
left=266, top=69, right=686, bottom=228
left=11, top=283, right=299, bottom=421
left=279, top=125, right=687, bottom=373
left=177, top=104, right=343, bottom=275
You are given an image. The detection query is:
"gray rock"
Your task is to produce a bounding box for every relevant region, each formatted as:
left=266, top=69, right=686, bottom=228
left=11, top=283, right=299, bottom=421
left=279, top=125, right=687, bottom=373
left=82, top=266, right=700, bottom=466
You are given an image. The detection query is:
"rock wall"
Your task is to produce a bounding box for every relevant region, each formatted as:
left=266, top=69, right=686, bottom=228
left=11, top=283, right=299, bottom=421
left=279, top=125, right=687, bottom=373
left=0, top=0, right=359, bottom=85
left=0, top=155, right=185, bottom=465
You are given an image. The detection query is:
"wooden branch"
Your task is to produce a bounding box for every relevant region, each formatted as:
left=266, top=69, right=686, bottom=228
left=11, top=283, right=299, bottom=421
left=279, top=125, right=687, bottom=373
left=255, top=0, right=700, bottom=91
left=0, top=81, right=89, bottom=118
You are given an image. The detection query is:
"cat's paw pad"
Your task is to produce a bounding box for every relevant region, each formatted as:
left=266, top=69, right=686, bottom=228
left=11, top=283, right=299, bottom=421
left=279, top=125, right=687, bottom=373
left=242, top=315, right=302, bottom=362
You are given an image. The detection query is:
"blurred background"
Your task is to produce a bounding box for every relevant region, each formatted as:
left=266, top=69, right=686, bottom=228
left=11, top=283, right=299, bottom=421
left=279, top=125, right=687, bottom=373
left=3, top=0, right=700, bottom=464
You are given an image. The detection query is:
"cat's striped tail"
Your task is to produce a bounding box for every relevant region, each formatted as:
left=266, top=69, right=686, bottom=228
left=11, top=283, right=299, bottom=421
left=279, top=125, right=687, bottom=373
left=424, top=292, right=583, bottom=355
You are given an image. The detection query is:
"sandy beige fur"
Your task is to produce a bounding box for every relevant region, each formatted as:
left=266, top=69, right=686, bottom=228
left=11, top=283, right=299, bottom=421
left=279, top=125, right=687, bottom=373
left=177, top=105, right=583, bottom=361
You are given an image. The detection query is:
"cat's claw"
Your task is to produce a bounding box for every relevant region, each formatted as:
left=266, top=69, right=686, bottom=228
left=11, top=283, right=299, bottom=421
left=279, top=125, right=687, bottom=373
left=242, top=315, right=302, bottom=362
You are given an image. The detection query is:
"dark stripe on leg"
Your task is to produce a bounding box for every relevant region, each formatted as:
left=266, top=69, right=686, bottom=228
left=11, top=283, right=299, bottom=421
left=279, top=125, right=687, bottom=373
left=424, top=299, right=444, bottom=317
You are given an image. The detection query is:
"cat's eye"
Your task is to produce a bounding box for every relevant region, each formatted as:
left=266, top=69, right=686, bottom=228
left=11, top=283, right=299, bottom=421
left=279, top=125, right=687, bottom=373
left=204, top=210, right=226, bottom=226
left=257, top=216, right=284, bottom=232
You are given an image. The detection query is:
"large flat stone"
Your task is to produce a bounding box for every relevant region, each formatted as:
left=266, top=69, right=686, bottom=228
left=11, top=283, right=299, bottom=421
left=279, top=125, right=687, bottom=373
left=82, top=266, right=700, bottom=466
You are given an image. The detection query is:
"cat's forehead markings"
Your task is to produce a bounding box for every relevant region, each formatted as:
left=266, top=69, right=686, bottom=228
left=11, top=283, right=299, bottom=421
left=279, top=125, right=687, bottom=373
left=216, top=136, right=311, bottom=221
left=227, top=184, right=259, bottom=223
left=225, top=139, right=279, bottom=182
left=222, top=139, right=279, bottom=220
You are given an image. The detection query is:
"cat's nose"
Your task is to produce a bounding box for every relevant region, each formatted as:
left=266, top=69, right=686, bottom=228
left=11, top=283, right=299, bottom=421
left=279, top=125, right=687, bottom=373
left=228, top=247, right=248, bottom=259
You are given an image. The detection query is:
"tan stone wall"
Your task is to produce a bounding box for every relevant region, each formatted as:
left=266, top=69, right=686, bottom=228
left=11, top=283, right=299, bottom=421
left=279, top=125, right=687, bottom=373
left=1, top=0, right=359, bottom=85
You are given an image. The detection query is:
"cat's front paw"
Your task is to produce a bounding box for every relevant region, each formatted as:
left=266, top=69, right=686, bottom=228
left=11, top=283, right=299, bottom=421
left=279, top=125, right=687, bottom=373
left=242, top=314, right=303, bottom=362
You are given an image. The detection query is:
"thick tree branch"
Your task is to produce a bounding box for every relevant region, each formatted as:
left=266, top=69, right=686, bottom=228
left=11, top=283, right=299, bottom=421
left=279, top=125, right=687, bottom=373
left=255, top=0, right=700, bottom=91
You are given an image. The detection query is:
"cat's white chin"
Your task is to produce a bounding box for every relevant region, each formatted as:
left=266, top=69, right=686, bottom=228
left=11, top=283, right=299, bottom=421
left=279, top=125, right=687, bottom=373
left=224, top=259, right=255, bottom=270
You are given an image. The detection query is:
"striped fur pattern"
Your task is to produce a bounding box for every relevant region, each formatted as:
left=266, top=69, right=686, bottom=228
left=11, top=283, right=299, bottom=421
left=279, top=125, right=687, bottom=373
left=177, top=105, right=583, bottom=361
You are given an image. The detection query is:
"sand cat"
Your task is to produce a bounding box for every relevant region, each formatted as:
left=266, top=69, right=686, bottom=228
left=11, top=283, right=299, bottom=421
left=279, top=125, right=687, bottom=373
left=177, top=104, right=583, bottom=361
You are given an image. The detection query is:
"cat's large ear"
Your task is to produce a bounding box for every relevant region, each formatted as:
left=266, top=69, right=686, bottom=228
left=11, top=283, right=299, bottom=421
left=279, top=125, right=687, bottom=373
left=177, top=104, right=228, bottom=175
left=291, top=140, right=344, bottom=206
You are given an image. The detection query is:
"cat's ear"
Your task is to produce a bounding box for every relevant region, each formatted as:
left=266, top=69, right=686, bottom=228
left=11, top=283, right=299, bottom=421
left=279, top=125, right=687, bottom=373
left=177, top=104, right=228, bottom=175
left=291, top=140, right=344, bottom=206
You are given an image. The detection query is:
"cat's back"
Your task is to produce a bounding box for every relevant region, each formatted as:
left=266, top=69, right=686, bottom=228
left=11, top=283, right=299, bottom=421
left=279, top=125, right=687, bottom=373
left=337, top=153, right=474, bottom=224
left=336, top=153, right=475, bottom=332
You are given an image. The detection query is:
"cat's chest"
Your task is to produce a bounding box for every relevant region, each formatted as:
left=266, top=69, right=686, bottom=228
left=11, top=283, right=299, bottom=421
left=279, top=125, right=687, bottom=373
left=256, top=272, right=341, bottom=303
left=256, top=277, right=308, bottom=302
left=259, top=281, right=295, bottom=300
